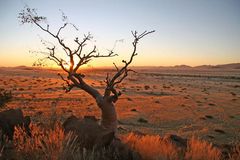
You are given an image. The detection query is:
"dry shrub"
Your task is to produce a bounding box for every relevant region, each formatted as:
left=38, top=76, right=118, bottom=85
left=122, top=133, right=224, bottom=160
left=0, top=88, right=12, bottom=108
left=13, top=123, right=120, bottom=160
left=10, top=125, right=234, bottom=160
left=0, top=130, right=9, bottom=159
left=229, top=144, right=240, bottom=160
left=14, top=123, right=65, bottom=160
left=185, top=137, right=221, bottom=160
left=57, top=132, right=123, bottom=160
left=123, top=132, right=180, bottom=160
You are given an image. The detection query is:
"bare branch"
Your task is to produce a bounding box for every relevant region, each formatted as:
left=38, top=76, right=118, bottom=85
left=113, top=62, right=119, bottom=71
left=58, top=73, right=75, bottom=92
left=19, top=7, right=155, bottom=105
left=73, top=46, right=118, bottom=73
left=56, top=23, right=67, bottom=37
left=19, top=7, right=72, bottom=58
left=74, top=33, right=92, bottom=55
left=46, top=47, right=69, bottom=73
left=104, top=30, right=155, bottom=102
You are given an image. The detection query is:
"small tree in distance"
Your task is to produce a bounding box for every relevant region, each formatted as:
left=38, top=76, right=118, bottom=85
left=18, top=7, right=155, bottom=133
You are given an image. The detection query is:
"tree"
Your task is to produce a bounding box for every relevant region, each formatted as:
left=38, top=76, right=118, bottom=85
left=18, top=7, right=155, bottom=133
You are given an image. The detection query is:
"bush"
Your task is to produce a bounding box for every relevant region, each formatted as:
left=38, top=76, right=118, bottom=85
left=123, top=133, right=180, bottom=160
left=0, top=89, right=12, bottom=107
left=185, top=137, right=221, bottom=160
left=229, top=144, right=240, bottom=160
left=14, top=123, right=65, bottom=160
left=13, top=123, right=122, bottom=160
left=122, top=133, right=223, bottom=160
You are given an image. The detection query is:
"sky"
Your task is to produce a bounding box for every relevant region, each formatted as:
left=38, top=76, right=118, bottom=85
left=0, top=0, right=240, bottom=67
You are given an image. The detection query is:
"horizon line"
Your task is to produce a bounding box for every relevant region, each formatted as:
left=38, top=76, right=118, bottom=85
left=1, top=62, right=239, bottom=69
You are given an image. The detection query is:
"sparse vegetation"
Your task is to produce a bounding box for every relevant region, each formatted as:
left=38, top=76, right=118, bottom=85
left=123, top=133, right=224, bottom=160
left=185, top=137, right=221, bottom=160
left=1, top=126, right=239, bottom=160
left=229, top=144, right=240, bottom=160
left=1, top=67, right=239, bottom=159
left=0, top=0, right=239, bottom=159
left=123, top=132, right=180, bottom=160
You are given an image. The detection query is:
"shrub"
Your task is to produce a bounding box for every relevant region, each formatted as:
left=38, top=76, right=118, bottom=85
left=13, top=123, right=121, bottom=160
left=185, top=137, right=221, bottom=160
left=8, top=124, right=240, bottom=160
left=13, top=123, right=67, bottom=160
left=229, top=144, right=240, bottom=160
left=0, top=89, right=12, bottom=107
left=123, top=132, right=180, bottom=160
left=122, top=133, right=223, bottom=160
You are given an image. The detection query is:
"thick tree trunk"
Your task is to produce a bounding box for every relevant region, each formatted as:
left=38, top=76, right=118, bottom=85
left=69, top=75, right=117, bottom=132
left=96, top=96, right=117, bottom=132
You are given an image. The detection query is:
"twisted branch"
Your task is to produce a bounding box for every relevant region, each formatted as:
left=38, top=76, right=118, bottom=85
left=19, top=7, right=154, bottom=101
left=104, top=30, right=155, bottom=102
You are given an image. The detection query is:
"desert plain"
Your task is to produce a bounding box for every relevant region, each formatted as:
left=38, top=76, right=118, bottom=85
left=0, top=65, right=239, bottom=146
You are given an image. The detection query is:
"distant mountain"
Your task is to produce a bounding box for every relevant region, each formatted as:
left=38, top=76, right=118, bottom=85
left=15, top=65, right=36, bottom=70
left=1, top=63, right=239, bottom=70
left=16, top=65, right=28, bottom=68
left=195, top=63, right=240, bottom=69
left=216, top=63, right=240, bottom=69
left=173, top=65, right=192, bottom=69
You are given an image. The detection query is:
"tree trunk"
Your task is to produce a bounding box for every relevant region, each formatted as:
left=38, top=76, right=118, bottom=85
left=68, top=75, right=117, bottom=132
left=96, top=96, right=117, bottom=132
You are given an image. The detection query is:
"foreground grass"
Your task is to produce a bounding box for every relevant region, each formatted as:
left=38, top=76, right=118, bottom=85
left=123, top=133, right=222, bottom=160
left=0, top=123, right=239, bottom=160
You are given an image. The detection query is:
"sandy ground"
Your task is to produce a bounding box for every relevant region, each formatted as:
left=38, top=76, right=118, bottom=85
left=0, top=66, right=239, bottom=145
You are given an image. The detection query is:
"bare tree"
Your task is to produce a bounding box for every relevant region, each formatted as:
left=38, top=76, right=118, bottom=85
left=18, top=7, right=155, bottom=132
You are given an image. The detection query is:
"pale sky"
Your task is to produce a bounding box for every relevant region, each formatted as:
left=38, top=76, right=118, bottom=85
left=0, top=0, right=240, bottom=67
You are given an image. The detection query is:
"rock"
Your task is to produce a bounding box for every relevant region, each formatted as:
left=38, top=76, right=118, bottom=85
left=0, top=108, right=31, bottom=140
left=63, top=115, right=114, bottom=149
left=214, top=129, right=226, bottom=134
left=207, top=135, right=215, bottom=139
left=155, top=100, right=160, bottom=104
left=63, top=115, right=142, bottom=159
left=137, top=118, right=148, bottom=123
left=163, top=134, right=187, bottom=148
left=130, top=108, right=137, bottom=112
left=144, top=85, right=150, bottom=90
left=127, top=98, right=133, bottom=101
left=205, top=115, right=214, bottom=119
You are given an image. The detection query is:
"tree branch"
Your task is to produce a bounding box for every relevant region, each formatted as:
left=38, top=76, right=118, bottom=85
left=58, top=73, right=75, bottom=92
left=67, top=73, right=102, bottom=99
left=46, top=47, right=69, bottom=73
left=104, top=30, right=155, bottom=102
left=19, top=7, right=155, bottom=104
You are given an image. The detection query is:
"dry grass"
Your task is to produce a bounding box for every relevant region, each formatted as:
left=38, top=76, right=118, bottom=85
left=12, top=123, right=120, bottom=160
left=123, top=132, right=180, bottom=160
left=185, top=137, right=222, bottom=160
left=122, top=133, right=224, bottom=160
left=0, top=124, right=237, bottom=159
left=229, top=144, right=240, bottom=160
left=14, top=123, right=65, bottom=160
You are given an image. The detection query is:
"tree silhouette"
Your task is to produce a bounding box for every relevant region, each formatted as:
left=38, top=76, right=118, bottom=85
left=19, top=7, right=155, bottom=132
